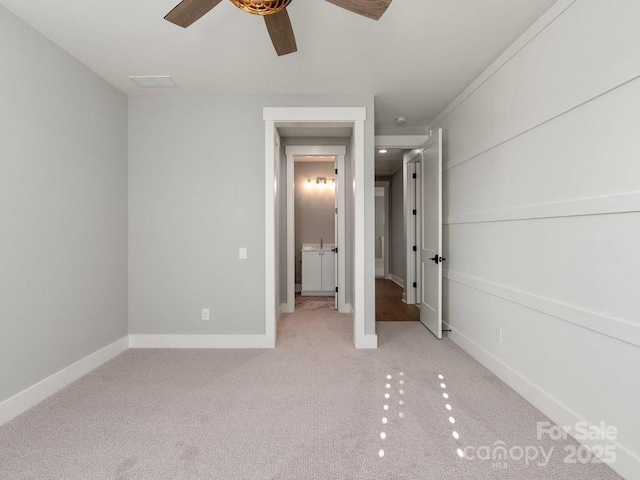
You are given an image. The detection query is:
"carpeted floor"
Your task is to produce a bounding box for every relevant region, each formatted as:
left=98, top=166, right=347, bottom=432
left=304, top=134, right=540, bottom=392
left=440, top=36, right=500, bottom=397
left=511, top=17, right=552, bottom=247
left=0, top=306, right=622, bottom=479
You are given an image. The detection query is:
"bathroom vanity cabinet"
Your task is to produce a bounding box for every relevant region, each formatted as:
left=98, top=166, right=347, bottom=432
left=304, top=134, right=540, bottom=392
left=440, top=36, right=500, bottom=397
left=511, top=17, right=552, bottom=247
left=301, top=250, right=335, bottom=296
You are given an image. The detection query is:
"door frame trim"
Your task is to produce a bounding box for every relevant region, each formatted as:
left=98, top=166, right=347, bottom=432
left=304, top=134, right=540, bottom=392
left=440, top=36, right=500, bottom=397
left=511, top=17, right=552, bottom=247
left=284, top=145, right=347, bottom=314
left=374, top=181, right=390, bottom=279
left=403, top=148, right=422, bottom=305
left=264, top=107, right=369, bottom=349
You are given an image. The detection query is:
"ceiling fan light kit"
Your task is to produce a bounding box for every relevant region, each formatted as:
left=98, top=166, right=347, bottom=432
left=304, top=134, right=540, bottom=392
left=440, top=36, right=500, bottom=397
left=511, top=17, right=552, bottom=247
left=229, top=0, right=293, bottom=16
left=165, top=0, right=392, bottom=56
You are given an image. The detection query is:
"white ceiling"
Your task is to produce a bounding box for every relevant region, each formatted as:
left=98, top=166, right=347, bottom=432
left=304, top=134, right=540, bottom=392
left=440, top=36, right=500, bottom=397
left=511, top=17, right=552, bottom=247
left=375, top=148, right=404, bottom=176
left=0, top=0, right=556, bottom=130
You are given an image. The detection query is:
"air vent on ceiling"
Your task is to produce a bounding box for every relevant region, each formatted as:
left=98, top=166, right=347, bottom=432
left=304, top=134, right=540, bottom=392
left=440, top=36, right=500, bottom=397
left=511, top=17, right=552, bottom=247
left=129, top=76, right=179, bottom=88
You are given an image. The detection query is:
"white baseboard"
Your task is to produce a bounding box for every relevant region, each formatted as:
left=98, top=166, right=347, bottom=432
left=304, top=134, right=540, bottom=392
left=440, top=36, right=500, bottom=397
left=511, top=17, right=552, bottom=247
left=449, top=326, right=639, bottom=480
left=390, top=274, right=405, bottom=288
left=281, top=303, right=295, bottom=314
left=356, top=334, right=378, bottom=349
left=0, top=336, right=128, bottom=427
left=129, top=334, right=273, bottom=349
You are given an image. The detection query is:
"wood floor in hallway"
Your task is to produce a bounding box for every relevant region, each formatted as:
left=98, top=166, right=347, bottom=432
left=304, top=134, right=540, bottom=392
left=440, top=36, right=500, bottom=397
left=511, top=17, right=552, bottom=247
left=375, top=278, right=420, bottom=322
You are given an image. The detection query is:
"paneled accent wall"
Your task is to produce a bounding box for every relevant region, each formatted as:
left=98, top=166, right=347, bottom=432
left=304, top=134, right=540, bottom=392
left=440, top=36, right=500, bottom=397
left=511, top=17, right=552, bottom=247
left=433, top=1, right=640, bottom=478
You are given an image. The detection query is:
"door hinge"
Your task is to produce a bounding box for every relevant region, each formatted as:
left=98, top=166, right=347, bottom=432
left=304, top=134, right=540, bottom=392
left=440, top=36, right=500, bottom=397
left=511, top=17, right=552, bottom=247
left=412, top=173, right=417, bottom=179
left=335, top=168, right=338, bottom=175
left=335, top=286, right=338, bottom=293
left=335, top=208, right=338, bottom=214
left=412, top=209, right=417, bottom=215
left=413, top=282, right=417, bottom=288
left=413, top=246, right=417, bottom=252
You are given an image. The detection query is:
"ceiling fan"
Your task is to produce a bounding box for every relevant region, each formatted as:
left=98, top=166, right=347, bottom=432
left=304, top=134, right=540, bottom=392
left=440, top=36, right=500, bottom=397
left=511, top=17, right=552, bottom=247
left=164, top=0, right=393, bottom=56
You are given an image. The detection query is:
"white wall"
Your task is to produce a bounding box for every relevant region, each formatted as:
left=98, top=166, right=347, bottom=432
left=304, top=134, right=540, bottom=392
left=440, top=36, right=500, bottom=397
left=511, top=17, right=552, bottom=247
left=129, top=95, right=374, bottom=336
left=0, top=6, right=128, bottom=403
left=433, top=1, right=640, bottom=478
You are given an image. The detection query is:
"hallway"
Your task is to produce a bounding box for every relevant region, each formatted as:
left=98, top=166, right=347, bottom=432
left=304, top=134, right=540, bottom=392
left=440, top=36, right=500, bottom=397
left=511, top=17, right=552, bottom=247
left=375, top=279, right=420, bottom=322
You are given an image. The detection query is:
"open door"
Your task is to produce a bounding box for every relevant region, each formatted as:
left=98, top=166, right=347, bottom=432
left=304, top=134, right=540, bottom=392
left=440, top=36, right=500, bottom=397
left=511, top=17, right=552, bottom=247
left=419, top=129, right=444, bottom=338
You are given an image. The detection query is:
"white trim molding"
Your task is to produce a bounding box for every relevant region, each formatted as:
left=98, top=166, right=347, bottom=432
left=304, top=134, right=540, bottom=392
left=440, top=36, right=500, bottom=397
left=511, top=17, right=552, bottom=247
left=285, top=145, right=347, bottom=314
left=449, top=326, right=640, bottom=480
left=375, top=135, right=429, bottom=148
left=356, top=334, right=378, bottom=349
left=375, top=181, right=390, bottom=280
left=390, top=274, right=405, bottom=288
left=129, top=334, right=273, bottom=349
left=444, top=270, right=640, bottom=348
left=446, top=191, right=640, bottom=225
left=428, top=0, right=578, bottom=131
left=264, top=107, right=366, bottom=122
left=0, top=336, right=129, bottom=427
left=265, top=107, right=369, bottom=349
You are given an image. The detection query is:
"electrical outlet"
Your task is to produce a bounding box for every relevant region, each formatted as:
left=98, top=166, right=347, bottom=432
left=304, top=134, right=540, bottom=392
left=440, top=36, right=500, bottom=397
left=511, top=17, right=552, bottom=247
left=239, top=248, right=247, bottom=260
left=494, top=327, right=502, bottom=344
left=202, top=308, right=210, bottom=321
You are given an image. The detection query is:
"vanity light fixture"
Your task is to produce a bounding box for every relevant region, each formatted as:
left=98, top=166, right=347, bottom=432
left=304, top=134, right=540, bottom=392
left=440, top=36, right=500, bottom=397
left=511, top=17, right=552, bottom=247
left=379, top=149, right=388, bottom=154
left=305, top=177, right=335, bottom=190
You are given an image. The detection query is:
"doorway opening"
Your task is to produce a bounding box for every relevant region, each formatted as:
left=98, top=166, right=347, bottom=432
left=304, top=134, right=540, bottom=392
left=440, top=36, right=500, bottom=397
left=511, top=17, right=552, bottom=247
left=373, top=148, right=420, bottom=322
left=290, top=152, right=343, bottom=311
left=264, top=107, right=374, bottom=349
left=284, top=145, right=347, bottom=314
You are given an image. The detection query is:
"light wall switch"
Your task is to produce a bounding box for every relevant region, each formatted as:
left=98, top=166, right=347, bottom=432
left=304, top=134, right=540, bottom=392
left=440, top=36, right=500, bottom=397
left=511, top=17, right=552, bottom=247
left=494, top=327, right=502, bottom=344
left=202, top=308, right=210, bottom=321
left=239, top=248, right=247, bottom=260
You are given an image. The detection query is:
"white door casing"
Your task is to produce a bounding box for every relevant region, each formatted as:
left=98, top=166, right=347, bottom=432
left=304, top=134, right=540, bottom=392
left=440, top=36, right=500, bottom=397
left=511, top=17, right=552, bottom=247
left=419, top=129, right=444, bottom=339
left=403, top=153, right=421, bottom=306
left=285, top=146, right=346, bottom=312
left=266, top=107, right=371, bottom=349
left=334, top=157, right=338, bottom=309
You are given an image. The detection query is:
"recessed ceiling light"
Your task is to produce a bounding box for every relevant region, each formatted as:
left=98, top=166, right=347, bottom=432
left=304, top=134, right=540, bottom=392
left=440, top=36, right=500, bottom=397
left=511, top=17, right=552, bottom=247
left=395, top=116, right=407, bottom=125
left=379, top=149, right=388, bottom=154
left=129, top=76, right=179, bottom=88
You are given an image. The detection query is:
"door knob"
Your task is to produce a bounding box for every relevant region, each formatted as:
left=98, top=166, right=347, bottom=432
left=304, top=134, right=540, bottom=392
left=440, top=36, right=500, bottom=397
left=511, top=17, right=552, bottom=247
left=429, top=255, right=446, bottom=264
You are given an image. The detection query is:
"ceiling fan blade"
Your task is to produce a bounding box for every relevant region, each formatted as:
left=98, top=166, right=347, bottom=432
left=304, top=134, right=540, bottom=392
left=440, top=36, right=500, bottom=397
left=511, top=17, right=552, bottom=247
left=326, top=0, right=392, bottom=20
left=165, top=0, right=223, bottom=28
left=264, top=9, right=297, bottom=56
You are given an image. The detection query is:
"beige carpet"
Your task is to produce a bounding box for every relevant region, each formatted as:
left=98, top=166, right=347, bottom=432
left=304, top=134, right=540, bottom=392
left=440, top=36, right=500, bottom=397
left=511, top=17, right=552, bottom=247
left=0, top=306, right=622, bottom=479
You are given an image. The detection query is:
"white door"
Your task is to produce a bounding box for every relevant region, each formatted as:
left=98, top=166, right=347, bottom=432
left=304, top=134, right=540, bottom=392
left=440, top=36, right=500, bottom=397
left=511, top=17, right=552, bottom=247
left=420, top=129, right=444, bottom=338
